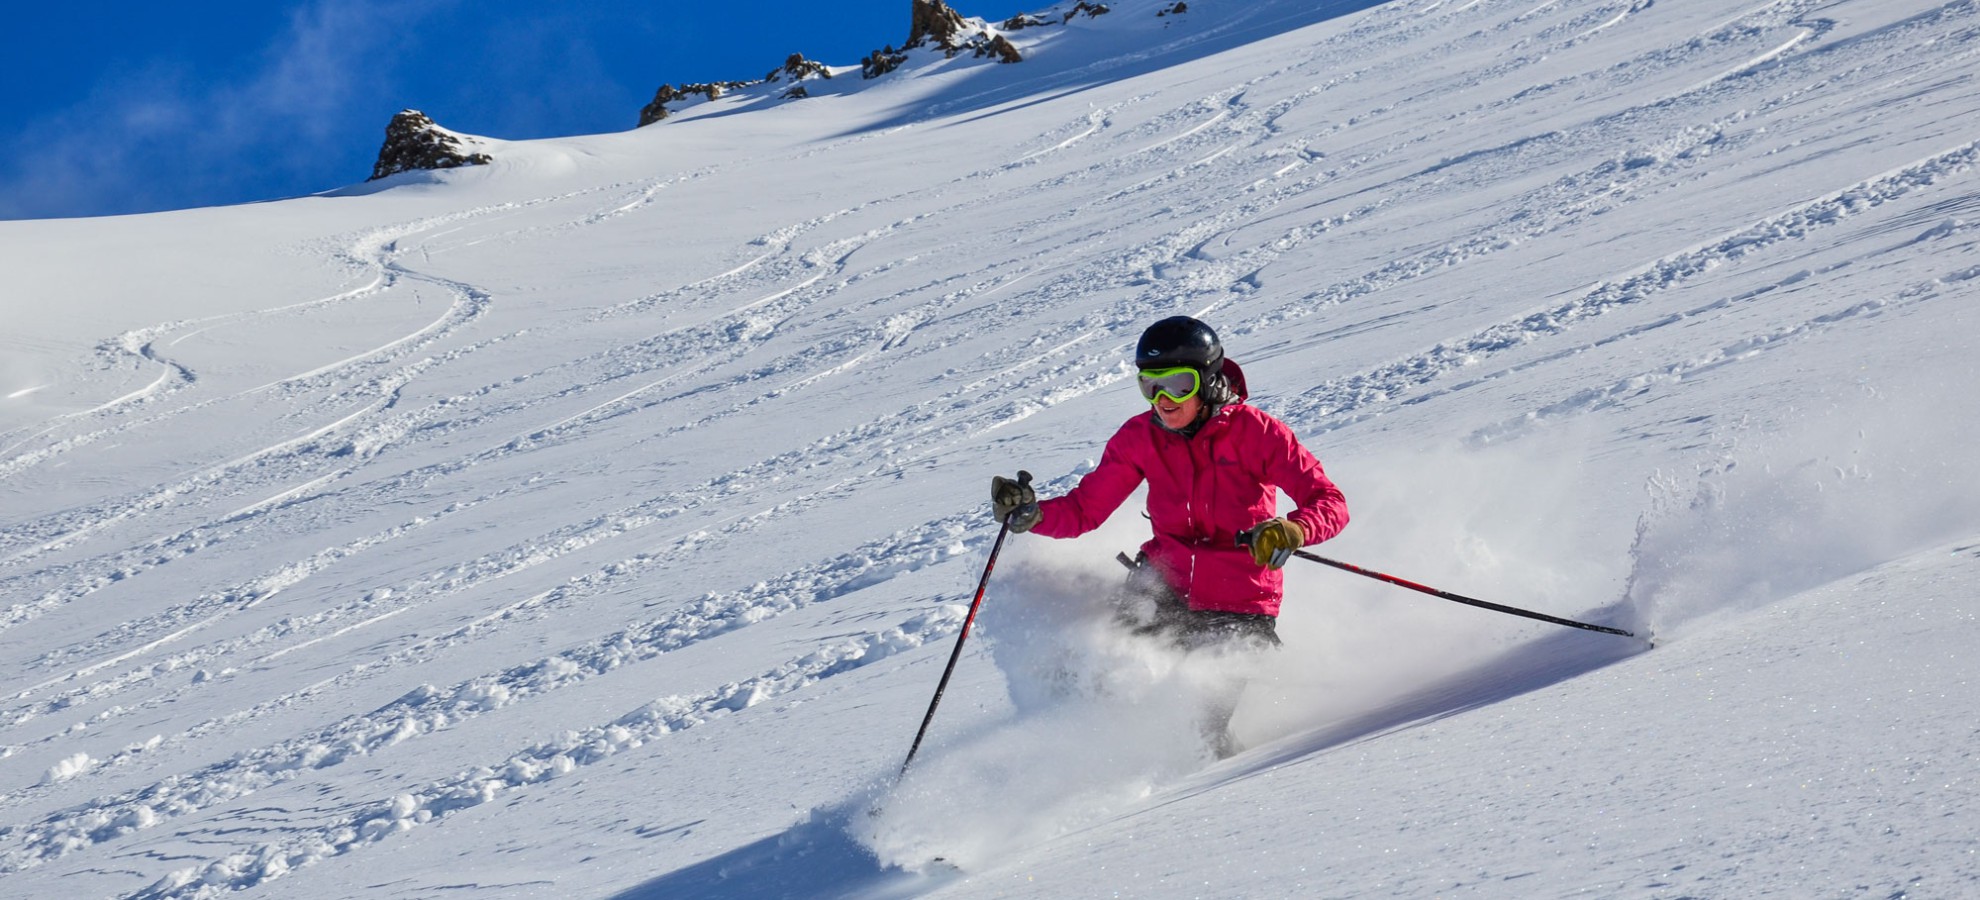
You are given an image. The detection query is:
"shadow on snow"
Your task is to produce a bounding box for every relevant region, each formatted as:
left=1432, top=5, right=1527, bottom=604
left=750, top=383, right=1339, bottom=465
left=604, top=810, right=954, bottom=900
left=1237, top=599, right=1651, bottom=777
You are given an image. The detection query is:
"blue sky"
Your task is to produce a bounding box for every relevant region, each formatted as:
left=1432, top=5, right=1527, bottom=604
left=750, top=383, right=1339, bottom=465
left=2, top=1, right=1020, bottom=221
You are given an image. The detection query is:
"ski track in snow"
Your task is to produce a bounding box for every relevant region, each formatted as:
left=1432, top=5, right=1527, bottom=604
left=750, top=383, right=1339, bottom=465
left=1268, top=140, right=1980, bottom=431
left=118, top=606, right=965, bottom=899
left=1461, top=258, right=1980, bottom=447
left=4, top=0, right=1978, bottom=895
left=0, top=177, right=753, bottom=623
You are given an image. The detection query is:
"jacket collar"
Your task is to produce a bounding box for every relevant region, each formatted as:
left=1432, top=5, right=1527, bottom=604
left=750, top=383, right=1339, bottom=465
left=1150, top=399, right=1241, bottom=438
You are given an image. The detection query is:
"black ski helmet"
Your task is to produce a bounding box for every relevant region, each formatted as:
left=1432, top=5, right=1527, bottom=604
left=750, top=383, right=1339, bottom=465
left=1135, top=316, right=1223, bottom=371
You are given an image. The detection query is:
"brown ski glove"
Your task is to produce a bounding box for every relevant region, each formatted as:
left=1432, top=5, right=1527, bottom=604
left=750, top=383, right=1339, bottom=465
left=1246, top=517, right=1304, bottom=569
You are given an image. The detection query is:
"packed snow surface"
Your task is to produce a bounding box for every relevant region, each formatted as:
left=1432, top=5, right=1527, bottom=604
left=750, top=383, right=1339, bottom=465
left=2, top=0, right=1977, bottom=897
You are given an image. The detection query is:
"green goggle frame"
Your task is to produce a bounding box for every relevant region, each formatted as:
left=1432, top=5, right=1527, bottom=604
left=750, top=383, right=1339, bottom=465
left=1136, top=366, right=1201, bottom=404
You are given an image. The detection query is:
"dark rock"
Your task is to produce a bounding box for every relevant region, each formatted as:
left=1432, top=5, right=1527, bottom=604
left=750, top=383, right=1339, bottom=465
left=369, top=109, right=492, bottom=181
left=865, top=1, right=1027, bottom=79
left=906, top=0, right=971, bottom=50
left=862, top=46, right=909, bottom=79
left=639, top=86, right=682, bottom=126
left=1002, top=13, right=1048, bottom=29
left=1064, top=1, right=1111, bottom=22
left=639, top=80, right=756, bottom=127
left=766, top=52, right=832, bottom=83
left=1158, top=2, right=1188, bottom=15
left=976, top=33, right=1023, bottom=64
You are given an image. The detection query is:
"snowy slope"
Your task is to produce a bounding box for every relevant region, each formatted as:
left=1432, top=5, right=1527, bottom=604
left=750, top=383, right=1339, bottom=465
left=2, top=0, right=1977, bottom=897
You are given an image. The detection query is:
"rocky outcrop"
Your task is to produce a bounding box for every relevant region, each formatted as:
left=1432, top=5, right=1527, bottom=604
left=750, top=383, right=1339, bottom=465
left=648, top=2, right=1033, bottom=97
left=863, top=0, right=1023, bottom=77
left=369, top=110, right=492, bottom=181
left=765, top=53, right=831, bottom=83
left=638, top=87, right=682, bottom=126
left=621, top=0, right=1149, bottom=127
left=638, top=80, right=756, bottom=127
left=1158, top=2, right=1188, bottom=15
left=906, top=0, right=972, bottom=50
left=1065, top=1, right=1112, bottom=21
left=862, top=46, right=910, bottom=79
left=979, top=34, right=1023, bottom=64
left=641, top=54, right=827, bottom=127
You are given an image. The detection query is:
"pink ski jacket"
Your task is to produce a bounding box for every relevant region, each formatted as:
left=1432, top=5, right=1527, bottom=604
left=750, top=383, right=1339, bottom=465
left=1033, top=363, right=1348, bottom=616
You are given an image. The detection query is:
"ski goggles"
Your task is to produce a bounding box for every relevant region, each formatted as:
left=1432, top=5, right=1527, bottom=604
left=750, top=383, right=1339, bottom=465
left=1136, top=366, right=1201, bottom=404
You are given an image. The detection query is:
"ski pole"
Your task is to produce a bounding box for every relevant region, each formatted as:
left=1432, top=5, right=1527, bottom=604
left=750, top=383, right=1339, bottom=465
left=1237, top=528, right=1634, bottom=638
left=900, top=471, right=1031, bottom=777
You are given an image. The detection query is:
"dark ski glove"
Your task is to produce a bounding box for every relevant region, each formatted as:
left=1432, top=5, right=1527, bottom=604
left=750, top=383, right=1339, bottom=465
left=991, top=472, right=1040, bottom=533
left=1244, top=517, right=1305, bottom=569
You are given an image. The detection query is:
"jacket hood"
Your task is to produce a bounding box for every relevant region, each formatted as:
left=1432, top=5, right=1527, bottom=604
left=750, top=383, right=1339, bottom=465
left=1219, top=358, right=1249, bottom=402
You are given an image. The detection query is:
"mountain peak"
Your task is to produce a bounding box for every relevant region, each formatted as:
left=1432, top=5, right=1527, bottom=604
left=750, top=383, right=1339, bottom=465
left=906, top=0, right=972, bottom=50
left=864, top=0, right=1025, bottom=78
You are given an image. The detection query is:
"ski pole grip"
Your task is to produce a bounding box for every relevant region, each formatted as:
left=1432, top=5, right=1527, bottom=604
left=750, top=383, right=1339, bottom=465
left=1017, top=470, right=1032, bottom=487
left=1234, top=525, right=1257, bottom=548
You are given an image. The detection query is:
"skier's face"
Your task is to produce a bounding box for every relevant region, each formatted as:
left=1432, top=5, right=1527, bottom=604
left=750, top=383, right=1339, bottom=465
left=1153, top=392, right=1201, bottom=431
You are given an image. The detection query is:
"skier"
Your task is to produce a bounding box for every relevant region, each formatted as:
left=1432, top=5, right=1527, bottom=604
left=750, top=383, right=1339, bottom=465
left=990, top=315, right=1349, bottom=756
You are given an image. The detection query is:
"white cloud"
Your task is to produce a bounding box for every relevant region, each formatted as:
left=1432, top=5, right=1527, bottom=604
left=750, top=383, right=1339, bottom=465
left=0, top=0, right=444, bottom=219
